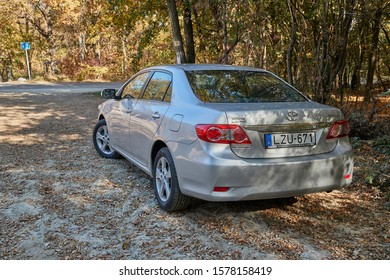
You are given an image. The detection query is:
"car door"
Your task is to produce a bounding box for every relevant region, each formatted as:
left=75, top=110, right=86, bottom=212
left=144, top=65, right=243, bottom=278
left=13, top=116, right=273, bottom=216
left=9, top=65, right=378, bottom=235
left=110, top=71, right=151, bottom=154
left=129, top=71, right=172, bottom=167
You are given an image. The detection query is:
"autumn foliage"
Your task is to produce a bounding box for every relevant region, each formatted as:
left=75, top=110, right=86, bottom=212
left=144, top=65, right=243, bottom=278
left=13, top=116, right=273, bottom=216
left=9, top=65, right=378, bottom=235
left=0, top=1, right=389, bottom=123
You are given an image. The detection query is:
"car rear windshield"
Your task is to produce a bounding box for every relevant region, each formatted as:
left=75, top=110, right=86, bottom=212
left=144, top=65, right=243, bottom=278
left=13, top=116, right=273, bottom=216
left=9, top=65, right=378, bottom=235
left=185, top=70, right=308, bottom=103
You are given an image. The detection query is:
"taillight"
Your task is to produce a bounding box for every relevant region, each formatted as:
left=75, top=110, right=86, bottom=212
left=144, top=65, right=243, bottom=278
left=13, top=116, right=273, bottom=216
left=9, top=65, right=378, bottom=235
left=195, top=124, right=251, bottom=145
left=326, top=120, right=350, bottom=139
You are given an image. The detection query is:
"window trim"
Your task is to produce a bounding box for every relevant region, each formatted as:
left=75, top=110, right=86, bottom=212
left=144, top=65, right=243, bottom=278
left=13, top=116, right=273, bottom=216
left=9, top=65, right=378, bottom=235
left=162, top=81, right=172, bottom=103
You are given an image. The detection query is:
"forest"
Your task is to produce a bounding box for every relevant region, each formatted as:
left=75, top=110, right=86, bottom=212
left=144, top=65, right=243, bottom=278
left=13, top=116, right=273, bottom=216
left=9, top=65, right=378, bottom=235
left=0, top=1, right=389, bottom=127
left=0, top=0, right=389, bottom=231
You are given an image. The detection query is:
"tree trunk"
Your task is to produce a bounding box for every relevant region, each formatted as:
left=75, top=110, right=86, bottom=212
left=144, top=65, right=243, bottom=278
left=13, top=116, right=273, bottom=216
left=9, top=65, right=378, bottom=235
left=221, top=0, right=228, bottom=64
left=382, top=25, right=390, bottom=46
left=166, top=0, right=187, bottom=64
left=79, top=33, right=86, bottom=61
left=192, top=5, right=205, bottom=53
left=315, top=0, right=355, bottom=104
left=286, top=0, right=297, bottom=85
left=351, top=14, right=368, bottom=90
left=48, top=37, right=58, bottom=75
left=319, top=0, right=330, bottom=104
left=216, top=0, right=240, bottom=64
left=121, top=36, right=127, bottom=76
left=183, top=0, right=195, bottom=63
left=364, top=6, right=382, bottom=102
left=329, top=0, right=355, bottom=89
left=351, top=43, right=364, bottom=89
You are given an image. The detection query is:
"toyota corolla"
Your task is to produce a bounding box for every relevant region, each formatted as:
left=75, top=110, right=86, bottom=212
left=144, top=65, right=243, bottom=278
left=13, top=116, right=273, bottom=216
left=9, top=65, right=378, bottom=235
left=93, top=64, right=353, bottom=211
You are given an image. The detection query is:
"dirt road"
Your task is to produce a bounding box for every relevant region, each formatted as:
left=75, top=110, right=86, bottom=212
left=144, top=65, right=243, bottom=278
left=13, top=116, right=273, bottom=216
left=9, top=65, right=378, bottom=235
left=0, top=83, right=388, bottom=259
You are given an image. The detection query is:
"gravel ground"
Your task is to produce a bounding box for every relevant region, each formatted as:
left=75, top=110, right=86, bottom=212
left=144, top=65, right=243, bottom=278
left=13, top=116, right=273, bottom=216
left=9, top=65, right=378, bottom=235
left=0, top=87, right=389, bottom=260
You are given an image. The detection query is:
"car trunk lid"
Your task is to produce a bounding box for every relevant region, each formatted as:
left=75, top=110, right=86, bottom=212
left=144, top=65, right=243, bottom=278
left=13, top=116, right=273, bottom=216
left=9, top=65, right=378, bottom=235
left=215, top=102, right=341, bottom=159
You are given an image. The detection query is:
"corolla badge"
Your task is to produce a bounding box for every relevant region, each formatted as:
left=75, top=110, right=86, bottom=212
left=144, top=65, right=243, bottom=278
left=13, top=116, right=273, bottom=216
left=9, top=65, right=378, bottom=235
left=286, top=111, right=299, bottom=121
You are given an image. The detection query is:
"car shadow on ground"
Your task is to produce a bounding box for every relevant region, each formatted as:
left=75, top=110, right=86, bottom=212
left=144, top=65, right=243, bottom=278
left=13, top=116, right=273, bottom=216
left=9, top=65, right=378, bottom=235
left=188, top=196, right=298, bottom=213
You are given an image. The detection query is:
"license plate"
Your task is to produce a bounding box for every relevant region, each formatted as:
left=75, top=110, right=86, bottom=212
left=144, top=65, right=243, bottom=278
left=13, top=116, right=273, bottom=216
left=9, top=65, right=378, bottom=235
left=265, top=132, right=316, bottom=148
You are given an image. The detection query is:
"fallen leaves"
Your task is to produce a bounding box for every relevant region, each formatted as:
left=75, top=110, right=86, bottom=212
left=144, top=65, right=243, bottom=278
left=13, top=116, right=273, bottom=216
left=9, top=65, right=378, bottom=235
left=0, top=90, right=388, bottom=260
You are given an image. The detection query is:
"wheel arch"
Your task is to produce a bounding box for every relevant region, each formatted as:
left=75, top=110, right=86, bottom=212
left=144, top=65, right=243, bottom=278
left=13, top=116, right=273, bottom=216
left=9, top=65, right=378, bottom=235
left=150, top=140, right=168, bottom=169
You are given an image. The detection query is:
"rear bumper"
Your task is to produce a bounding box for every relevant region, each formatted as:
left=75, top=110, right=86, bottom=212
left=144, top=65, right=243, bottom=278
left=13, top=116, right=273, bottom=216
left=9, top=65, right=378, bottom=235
left=171, top=140, right=353, bottom=202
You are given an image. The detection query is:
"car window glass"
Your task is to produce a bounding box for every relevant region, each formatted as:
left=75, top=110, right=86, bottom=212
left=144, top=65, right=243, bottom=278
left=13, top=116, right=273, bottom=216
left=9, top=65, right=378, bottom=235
left=185, top=70, right=307, bottom=103
left=163, top=83, right=172, bottom=103
left=142, top=72, right=172, bottom=101
left=121, top=72, right=150, bottom=99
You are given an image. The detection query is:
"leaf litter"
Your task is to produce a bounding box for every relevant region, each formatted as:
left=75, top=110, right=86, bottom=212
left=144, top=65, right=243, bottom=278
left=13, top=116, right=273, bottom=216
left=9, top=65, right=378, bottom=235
left=0, top=89, right=388, bottom=260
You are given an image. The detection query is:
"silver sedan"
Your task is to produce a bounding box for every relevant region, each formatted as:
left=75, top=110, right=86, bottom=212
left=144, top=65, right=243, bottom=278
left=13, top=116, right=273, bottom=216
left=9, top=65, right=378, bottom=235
left=93, top=64, right=353, bottom=211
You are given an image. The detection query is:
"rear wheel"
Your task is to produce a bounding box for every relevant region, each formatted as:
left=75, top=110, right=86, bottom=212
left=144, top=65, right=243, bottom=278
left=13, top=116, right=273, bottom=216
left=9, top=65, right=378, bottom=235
left=93, top=119, right=120, bottom=159
left=153, top=147, right=190, bottom=211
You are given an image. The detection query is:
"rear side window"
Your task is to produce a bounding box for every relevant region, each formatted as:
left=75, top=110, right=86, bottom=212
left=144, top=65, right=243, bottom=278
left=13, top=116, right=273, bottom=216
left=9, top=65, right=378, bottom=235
left=185, top=70, right=307, bottom=103
left=142, top=71, right=172, bottom=102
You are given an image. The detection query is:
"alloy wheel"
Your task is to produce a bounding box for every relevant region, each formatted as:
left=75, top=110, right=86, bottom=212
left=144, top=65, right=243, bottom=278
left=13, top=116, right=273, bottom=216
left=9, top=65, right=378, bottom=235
left=95, top=125, right=114, bottom=155
left=155, top=157, right=172, bottom=202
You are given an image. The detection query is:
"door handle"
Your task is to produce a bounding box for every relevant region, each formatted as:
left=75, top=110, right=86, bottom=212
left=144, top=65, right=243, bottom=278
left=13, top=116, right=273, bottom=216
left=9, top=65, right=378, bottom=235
left=151, top=112, right=160, bottom=120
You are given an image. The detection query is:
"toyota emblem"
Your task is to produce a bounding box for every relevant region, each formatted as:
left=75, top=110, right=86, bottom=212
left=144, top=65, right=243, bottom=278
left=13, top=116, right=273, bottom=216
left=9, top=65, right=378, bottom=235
left=286, top=111, right=299, bottom=121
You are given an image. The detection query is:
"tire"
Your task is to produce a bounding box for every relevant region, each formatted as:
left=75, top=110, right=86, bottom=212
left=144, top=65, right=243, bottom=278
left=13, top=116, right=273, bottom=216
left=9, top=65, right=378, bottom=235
left=153, top=147, right=190, bottom=211
left=93, top=119, right=120, bottom=159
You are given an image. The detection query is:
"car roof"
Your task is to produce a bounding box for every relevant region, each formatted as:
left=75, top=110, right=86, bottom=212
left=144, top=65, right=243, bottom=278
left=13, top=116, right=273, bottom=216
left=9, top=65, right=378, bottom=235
left=146, top=64, right=267, bottom=72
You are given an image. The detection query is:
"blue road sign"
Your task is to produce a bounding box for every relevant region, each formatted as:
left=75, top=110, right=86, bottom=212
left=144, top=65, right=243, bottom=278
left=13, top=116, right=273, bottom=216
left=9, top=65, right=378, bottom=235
left=20, top=42, right=31, bottom=50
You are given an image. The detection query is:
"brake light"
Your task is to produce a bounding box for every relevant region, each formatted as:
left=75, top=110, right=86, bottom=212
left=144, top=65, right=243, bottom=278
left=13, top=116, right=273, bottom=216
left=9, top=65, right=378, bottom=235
left=196, top=124, right=251, bottom=145
left=326, top=120, right=350, bottom=140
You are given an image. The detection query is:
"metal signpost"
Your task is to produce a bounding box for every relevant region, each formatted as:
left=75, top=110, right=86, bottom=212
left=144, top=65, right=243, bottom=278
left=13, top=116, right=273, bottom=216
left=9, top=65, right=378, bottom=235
left=20, top=42, right=31, bottom=79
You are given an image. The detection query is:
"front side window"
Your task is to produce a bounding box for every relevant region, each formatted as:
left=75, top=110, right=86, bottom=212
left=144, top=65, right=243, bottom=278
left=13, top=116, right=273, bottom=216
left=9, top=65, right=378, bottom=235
left=142, top=71, right=172, bottom=102
left=185, top=70, right=308, bottom=103
left=120, top=72, right=150, bottom=99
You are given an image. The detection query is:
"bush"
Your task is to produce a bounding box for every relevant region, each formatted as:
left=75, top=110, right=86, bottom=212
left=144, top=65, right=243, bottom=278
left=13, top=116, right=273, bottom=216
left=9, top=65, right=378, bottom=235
left=75, top=64, right=109, bottom=81
left=348, top=113, right=386, bottom=140
left=373, top=136, right=390, bottom=156
left=365, top=136, right=390, bottom=200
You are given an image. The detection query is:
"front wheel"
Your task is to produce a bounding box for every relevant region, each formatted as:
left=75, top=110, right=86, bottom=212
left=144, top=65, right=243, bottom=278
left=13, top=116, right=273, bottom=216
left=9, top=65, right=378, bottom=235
left=93, top=119, right=120, bottom=159
left=153, top=147, right=190, bottom=211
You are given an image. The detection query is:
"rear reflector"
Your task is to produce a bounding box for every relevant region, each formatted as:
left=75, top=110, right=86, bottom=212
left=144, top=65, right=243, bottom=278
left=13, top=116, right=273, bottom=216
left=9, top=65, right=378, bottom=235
left=213, top=187, right=231, bottom=192
left=344, top=174, right=351, bottom=179
left=326, top=120, right=350, bottom=140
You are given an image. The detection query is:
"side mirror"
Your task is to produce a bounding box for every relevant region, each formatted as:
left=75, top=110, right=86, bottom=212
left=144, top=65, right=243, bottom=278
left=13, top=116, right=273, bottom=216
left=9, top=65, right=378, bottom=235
left=101, top=89, right=117, bottom=99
